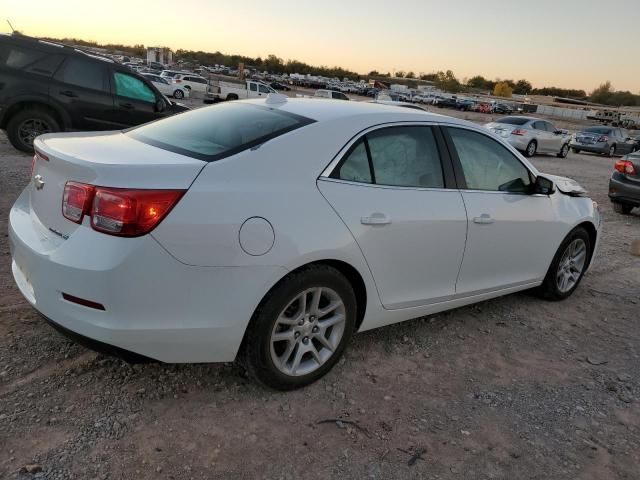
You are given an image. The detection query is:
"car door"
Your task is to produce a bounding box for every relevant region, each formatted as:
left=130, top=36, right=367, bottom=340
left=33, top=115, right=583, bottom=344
left=444, top=126, right=565, bottom=295
left=318, top=125, right=467, bottom=309
left=50, top=56, right=116, bottom=130
left=111, top=70, right=162, bottom=127
left=616, top=129, right=635, bottom=154
left=531, top=121, right=551, bottom=152
left=545, top=121, right=564, bottom=152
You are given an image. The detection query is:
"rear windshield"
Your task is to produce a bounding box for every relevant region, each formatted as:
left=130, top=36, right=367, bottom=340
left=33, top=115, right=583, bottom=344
left=495, top=117, right=529, bottom=125
left=583, top=127, right=612, bottom=134
left=127, top=103, right=314, bottom=161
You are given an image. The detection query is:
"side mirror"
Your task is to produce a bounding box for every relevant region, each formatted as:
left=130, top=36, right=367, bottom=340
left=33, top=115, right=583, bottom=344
left=155, top=98, right=166, bottom=113
left=533, top=175, right=555, bottom=195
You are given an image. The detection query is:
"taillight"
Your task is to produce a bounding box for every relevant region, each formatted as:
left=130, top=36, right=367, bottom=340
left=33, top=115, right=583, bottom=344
left=62, top=182, right=95, bottom=223
left=598, top=135, right=609, bottom=143
left=614, top=160, right=637, bottom=175
left=62, top=182, right=185, bottom=236
left=175, top=79, right=181, bottom=83
left=511, top=129, right=527, bottom=136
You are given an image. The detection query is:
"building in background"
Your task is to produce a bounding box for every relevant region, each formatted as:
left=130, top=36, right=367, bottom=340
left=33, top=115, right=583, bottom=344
left=147, top=47, right=173, bottom=66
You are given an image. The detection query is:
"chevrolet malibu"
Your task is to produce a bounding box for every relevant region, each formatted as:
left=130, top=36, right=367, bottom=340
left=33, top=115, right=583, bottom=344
left=9, top=97, right=601, bottom=390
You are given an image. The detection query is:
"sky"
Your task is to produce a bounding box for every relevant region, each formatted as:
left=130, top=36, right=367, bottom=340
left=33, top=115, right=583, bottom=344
left=2, top=0, right=639, bottom=92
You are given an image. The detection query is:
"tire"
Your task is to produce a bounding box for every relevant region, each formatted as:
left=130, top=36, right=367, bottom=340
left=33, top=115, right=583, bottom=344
left=6, top=109, right=60, bottom=153
left=557, top=143, right=569, bottom=158
left=537, top=227, right=591, bottom=301
left=613, top=202, right=633, bottom=215
left=572, top=148, right=581, bottom=154
left=226, top=94, right=239, bottom=101
left=524, top=140, right=537, bottom=157
left=608, top=145, right=616, bottom=157
left=173, top=89, right=184, bottom=99
left=243, top=265, right=357, bottom=390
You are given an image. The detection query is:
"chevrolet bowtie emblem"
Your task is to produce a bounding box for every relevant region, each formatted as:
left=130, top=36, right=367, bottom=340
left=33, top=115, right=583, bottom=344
left=33, top=174, right=45, bottom=190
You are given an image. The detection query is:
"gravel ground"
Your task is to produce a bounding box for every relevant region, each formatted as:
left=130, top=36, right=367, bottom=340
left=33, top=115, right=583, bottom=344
left=0, top=106, right=639, bottom=480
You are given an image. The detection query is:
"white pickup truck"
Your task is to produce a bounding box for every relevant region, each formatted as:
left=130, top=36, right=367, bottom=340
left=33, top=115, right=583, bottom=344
left=208, top=80, right=278, bottom=101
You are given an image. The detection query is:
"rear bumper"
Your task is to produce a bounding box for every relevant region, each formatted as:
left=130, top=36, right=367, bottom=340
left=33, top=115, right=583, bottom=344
left=569, top=142, right=608, bottom=154
left=506, top=136, right=531, bottom=151
left=609, top=172, right=640, bottom=206
left=9, top=188, right=286, bottom=363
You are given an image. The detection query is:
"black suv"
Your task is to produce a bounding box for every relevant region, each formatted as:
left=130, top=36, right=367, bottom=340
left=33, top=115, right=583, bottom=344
left=0, top=34, right=188, bottom=152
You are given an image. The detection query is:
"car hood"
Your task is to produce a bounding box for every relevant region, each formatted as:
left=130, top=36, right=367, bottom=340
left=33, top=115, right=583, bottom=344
left=544, top=174, right=587, bottom=195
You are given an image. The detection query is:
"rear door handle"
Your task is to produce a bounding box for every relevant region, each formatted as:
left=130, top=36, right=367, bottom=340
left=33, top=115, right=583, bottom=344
left=60, top=90, right=77, bottom=98
left=361, top=213, right=391, bottom=225
left=473, top=214, right=494, bottom=224
left=119, top=102, right=135, bottom=110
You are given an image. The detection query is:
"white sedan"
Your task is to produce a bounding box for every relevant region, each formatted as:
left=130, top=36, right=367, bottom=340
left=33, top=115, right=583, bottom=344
left=9, top=97, right=600, bottom=390
left=142, top=73, right=189, bottom=100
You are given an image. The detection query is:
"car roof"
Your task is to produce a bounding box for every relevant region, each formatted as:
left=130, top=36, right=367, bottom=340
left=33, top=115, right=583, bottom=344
left=243, top=97, right=467, bottom=124
left=1, top=33, right=115, bottom=64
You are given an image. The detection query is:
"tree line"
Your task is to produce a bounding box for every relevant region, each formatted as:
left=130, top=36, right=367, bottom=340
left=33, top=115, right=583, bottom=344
left=41, top=37, right=639, bottom=106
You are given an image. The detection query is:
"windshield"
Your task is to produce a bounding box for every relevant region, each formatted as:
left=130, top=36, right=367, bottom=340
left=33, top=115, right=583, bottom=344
left=495, top=117, right=529, bottom=125
left=127, top=102, right=314, bottom=161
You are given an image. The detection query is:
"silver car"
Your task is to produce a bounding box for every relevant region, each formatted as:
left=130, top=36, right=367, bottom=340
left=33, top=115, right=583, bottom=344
left=485, top=116, right=571, bottom=158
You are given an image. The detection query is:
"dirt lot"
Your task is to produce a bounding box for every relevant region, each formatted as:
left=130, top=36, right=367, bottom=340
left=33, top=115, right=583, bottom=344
left=1, top=107, right=639, bottom=480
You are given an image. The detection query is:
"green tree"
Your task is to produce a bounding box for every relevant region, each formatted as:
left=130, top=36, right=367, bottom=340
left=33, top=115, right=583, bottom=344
left=405, top=71, right=416, bottom=79
left=436, top=70, right=461, bottom=93
left=513, top=79, right=532, bottom=95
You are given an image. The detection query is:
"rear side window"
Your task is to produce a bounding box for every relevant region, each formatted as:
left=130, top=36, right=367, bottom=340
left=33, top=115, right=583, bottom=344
left=114, top=72, right=156, bottom=102
left=250, top=83, right=257, bottom=92
left=332, top=126, right=444, bottom=188
left=127, top=103, right=315, bottom=161
left=0, top=44, right=63, bottom=76
left=59, top=57, right=108, bottom=92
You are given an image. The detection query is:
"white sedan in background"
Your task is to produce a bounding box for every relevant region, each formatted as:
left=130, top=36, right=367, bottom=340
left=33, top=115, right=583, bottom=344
left=9, top=97, right=600, bottom=390
left=142, top=73, right=190, bottom=100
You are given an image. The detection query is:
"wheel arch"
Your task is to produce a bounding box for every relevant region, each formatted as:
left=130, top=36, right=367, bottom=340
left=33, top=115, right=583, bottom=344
left=575, top=220, right=598, bottom=268
left=0, top=98, right=70, bottom=131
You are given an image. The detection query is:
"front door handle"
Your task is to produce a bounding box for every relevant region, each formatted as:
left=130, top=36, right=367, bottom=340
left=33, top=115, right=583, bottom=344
left=473, top=214, right=494, bottom=224
left=60, top=90, right=77, bottom=98
left=119, top=102, right=135, bottom=110
left=361, top=213, right=391, bottom=226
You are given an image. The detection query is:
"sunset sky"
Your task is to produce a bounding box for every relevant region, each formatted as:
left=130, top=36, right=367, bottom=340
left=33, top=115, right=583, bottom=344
left=2, top=0, right=639, bottom=92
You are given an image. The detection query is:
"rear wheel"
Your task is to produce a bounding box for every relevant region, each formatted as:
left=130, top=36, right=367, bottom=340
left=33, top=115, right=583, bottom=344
left=613, top=202, right=633, bottom=215
left=173, top=89, right=184, bottom=99
left=538, top=227, right=590, bottom=300
left=608, top=145, right=616, bottom=157
left=524, top=140, right=537, bottom=157
left=572, top=148, right=581, bottom=154
left=243, top=265, right=356, bottom=390
left=557, top=143, right=569, bottom=158
left=6, top=109, right=60, bottom=153
left=226, top=94, right=239, bottom=101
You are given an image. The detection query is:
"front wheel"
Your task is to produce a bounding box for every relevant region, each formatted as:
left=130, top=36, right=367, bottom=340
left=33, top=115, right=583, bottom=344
left=557, top=143, right=569, bottom=158
left=243, top=265, right=357, bottom=390
left=608, top=145, right=616, bottom=157
left=538, top=227, right=591, bottom=300
left=613, top=202, right=633, bottom=215
left=524, top=140, right=537, bottom=157
left=173, top=89, right=184, bottom=99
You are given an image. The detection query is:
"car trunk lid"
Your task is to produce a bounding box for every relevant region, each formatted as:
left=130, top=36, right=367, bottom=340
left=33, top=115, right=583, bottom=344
left=31, top=131, right=205, bottom=237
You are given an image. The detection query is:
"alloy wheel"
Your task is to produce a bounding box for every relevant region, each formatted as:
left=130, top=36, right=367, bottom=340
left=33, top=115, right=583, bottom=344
left=527, top=142, right=536, bottom=157
left=556, top=239, right=587, bottom=293
left=270, top=287, right=346, bottom=376
left=18, top=118, right=51, bottom=147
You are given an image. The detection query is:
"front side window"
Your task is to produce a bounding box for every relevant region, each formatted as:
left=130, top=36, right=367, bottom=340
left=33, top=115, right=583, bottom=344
left=59, top=57, right=108, bottom=92
left=113, top=72, right=156, bottom=102
left=127, top=102, right=314, bottom=161
left=332, top=126, right=444, bottom=189
left=258, top=84, right=271, bottom=94
left=448, top=128, right=532, bottom=193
